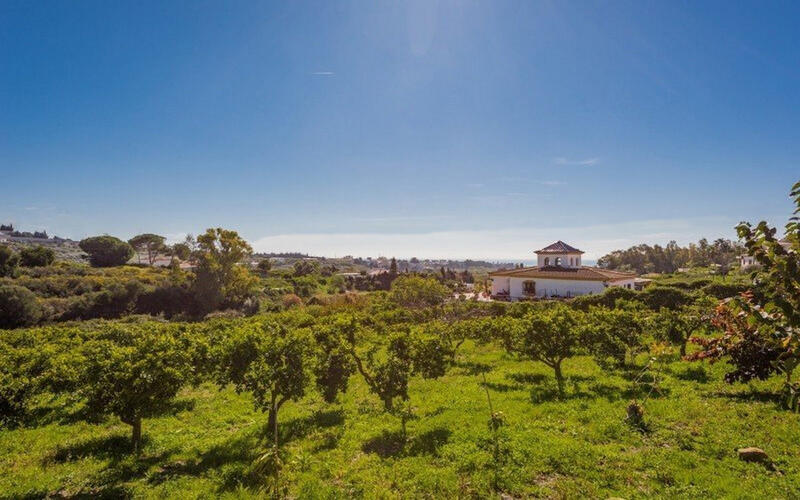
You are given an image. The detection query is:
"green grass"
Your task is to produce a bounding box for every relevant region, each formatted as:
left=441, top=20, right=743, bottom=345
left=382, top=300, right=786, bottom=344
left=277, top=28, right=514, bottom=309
left=2, top=342, right=799, bottom=499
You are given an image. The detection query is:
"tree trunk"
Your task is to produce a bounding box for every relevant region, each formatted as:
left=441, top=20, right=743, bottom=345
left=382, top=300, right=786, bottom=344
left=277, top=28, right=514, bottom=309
left=267, top=405, right=277, bottom=445
left=679, top=341, right=687, bottom=358
left=553, top=361, right=565, bottom=397
left=131, top=418, right=142, bottom=454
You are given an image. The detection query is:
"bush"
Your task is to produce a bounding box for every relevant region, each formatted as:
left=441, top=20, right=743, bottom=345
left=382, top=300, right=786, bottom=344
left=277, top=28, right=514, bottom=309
left=0, top=245, right=19, bottom=278
left=390, top=275, right=451, bottom=309
left=79, top=236, right=134, bottom=267
left=570, top=286, right=639, bottom=311
left=19, top=246, right=55, bottom=267
left=700, top=282, right=749, bottom=299
left=640, top=287, right=694, bottom=311
left=0, top=285, right=43, bottom=329
left=282, top=293, right=304, bottom=309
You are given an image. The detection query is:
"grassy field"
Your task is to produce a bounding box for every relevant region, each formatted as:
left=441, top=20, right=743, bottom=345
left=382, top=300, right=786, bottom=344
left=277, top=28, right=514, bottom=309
left=2, top=341, right=798, bottom=499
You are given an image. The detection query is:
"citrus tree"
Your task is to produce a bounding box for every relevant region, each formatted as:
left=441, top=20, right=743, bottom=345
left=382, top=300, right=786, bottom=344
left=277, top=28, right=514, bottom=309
left=649, top=306, right=705, bottom=357
left=583, top=305, right=645, bottom=369
left=347, top=320, right=452, bottom=438
left=502, top=304, right=584, bottom=396
left=215, top=319, right=313, bottom=442
left=80, top=323, right=192, bottom=452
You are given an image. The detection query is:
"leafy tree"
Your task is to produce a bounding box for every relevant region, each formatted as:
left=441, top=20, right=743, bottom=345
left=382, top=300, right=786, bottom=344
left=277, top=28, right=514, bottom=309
left=0, top=245, right=20, bottom=277
left=311, top=316, right=357, bottom=403
left=128, top=234, right=166, bottom=265
left=0, top=326, right=85, bottom=427
left=80, top=323, right=192, bottom=452
left=216, top=319, right=313, bottom=440
left=257, top=258, right=272, bottom=274
left=170, top=242, right=191, bottom=261
left=192, top=228, right=259, bottom=314
left=597, top=238, right=741, bottom=274
left=0, top=285, right=43, bottom=329
left=347, top=322, right=452, bottom=438
left=584, top=306, right=645, bottom=368
left=690, top=180, right=800, bottom=406
left=79, top=236, right=134, bottom=267
left=503, top=304, right=583, bottom=396
left=292, top=260, right=319, bottom=277
left=688, top=300, right=785, bottom=384
left=390, top=275, right=450, bottom=309
left=649, top=307, right=704, bottom=357
left=18, top=245, right=55, bottom=267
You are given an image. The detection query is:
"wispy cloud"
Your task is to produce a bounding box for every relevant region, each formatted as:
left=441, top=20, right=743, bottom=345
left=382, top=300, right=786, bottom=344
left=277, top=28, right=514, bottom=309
left=311, top=71, right=335, bottom=76
left=352, top=215, right=454, bottom=223
left=554, top=157, right=599, bottom=166
left=538, top=180, right=566, bottom=186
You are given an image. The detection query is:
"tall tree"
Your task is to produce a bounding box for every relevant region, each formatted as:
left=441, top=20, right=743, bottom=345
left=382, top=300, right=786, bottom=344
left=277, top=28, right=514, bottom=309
left=193, top=228, right=259, bottom=313
left=128, top=234, right=167, bottom=266
left=79, top=236, right=134, bottom=267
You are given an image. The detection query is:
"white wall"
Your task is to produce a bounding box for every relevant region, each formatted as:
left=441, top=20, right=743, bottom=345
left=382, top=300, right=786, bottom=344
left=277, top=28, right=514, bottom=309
left=492, top=276, right=633, bottom=299
left=536, top=253, right=581, bottom=268
left=509, top=277, right=605, bottom=298
left=491, top=277, right=510, bottom=295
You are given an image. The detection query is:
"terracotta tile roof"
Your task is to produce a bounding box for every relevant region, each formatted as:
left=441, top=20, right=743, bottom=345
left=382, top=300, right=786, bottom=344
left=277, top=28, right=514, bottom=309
left=535, top=241, right=584, bottom=254
left=489, top=265, right=636, bottom=282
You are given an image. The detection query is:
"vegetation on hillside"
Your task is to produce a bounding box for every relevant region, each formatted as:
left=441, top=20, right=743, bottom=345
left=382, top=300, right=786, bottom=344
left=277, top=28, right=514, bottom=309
left=1, top=180, right=798, bottom=497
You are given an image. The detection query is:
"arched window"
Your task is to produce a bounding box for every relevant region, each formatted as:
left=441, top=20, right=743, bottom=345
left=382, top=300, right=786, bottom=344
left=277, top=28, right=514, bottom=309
left=555, top=257, right=562, bottom=266
left=569, top=257, right=574, bottom=266
left=544, top=257, right=550, bottom=266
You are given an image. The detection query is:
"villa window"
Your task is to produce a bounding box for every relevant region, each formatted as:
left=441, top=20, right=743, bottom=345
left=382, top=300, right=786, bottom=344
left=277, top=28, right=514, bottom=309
left=544, top=257, right=550, bottom=266
left=523, top=281, right=536, bottom=295
left=555, top=257, right=562, bottom=266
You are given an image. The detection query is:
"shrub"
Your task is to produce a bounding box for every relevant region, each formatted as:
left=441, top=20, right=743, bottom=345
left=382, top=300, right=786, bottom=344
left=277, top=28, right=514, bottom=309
left=570, top=286, right=639, bottom=311
left=0, top=245, right=19, bottom=277
left=0, top=285, right=43, bottom=329
left=390, top=275, right=451, bottom=309
left=640, top=286, right=693, bottom=311
left=79, top=236, right=135, bottom=267
left=282, top=294, right=304, bottom=309
left=700, top=282, right=749, bottom=299
left=18, top=246, right=55, bottom=267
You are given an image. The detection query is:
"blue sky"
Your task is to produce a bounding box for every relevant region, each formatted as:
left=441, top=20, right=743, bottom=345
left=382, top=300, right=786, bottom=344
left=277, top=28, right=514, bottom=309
left=2, top=1, right=798, bottom=260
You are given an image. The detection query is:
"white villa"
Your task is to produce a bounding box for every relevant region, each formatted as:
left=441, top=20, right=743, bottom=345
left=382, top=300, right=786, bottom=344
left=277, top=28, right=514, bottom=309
left=490, top=241, right=636, bottom=300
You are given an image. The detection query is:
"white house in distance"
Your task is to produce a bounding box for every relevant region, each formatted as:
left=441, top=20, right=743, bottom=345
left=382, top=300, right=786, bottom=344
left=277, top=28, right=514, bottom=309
left=489, top=241, right=637, bottom=300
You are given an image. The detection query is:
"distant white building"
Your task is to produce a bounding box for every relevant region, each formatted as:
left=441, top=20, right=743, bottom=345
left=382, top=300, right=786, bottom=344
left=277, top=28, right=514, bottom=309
left=739, top=255, right=757, bottom=269
left=489, top=241, right=636, bottom=300
left=740, top=238, right=794, bottom=269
